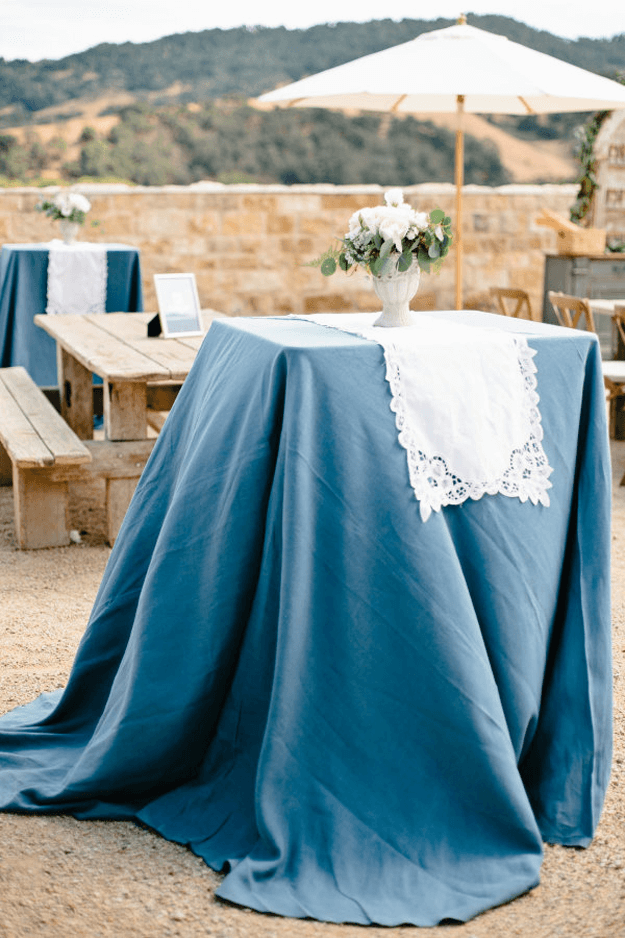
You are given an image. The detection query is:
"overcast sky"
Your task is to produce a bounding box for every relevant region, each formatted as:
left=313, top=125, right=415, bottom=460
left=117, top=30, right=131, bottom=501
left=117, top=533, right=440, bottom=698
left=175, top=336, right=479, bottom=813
left=1, top=0, right=624, bottom=62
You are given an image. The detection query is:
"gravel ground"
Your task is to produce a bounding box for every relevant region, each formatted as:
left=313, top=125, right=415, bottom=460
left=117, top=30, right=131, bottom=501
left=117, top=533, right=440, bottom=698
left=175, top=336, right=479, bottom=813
left=1, top=450, right=624, bottom=938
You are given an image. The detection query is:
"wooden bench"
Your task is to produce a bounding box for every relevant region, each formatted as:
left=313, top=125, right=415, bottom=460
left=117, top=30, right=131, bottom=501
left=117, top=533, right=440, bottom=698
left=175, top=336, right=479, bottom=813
left=0, top=367, right=156, bottom=549
left=0, top=366, right=92, bottom=549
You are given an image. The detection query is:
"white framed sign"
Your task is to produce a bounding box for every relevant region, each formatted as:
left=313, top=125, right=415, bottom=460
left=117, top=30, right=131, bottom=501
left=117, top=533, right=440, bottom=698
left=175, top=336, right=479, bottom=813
left=153, top=273, right=204, bottom=337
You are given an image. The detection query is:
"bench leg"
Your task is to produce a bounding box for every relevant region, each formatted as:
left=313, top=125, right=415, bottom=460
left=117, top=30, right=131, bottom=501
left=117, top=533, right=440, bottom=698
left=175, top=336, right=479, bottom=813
left=105, top=477, right=138, bottom=546
left=13, top=467, right=71, bottom=549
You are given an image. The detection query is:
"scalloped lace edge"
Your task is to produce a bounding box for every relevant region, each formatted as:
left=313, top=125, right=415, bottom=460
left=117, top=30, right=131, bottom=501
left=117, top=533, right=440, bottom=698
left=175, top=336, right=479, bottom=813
left=297, top=315, right=553, bottom=522
left=380, top=336, right=553, bottom=521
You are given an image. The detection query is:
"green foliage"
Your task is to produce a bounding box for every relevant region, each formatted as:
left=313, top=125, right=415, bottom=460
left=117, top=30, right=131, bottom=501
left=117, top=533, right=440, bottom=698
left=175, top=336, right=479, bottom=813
left=0, top=102, right=506, bottom=188
left=305, top=245, right=343, bottom=275
left=570, top=74, right=625, bottom=225
left=569, top=111, right=610, bottom=224
left=79, top=125, right=97, bottom=143
left=0, top=132, right=49, bottom=179
left=313, top=196, right=453, bottom=279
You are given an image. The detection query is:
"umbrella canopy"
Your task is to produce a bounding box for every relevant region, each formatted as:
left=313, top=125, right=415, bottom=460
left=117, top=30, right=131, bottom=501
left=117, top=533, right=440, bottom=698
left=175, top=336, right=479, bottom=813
left=258, top=20, right=625, bottom=308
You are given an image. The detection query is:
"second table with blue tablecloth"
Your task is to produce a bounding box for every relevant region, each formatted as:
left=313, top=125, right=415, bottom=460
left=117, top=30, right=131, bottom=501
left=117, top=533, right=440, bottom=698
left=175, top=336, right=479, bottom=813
left=0, top=243, right=143, bottom=386
left=0, top=310, right=613, bottom=927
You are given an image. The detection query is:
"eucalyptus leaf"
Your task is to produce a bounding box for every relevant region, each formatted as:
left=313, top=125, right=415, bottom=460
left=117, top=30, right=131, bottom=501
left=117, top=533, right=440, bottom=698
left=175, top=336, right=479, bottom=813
left=380, top=238, right=393, bottom=259
left=320, top=257, right=337, bottom=276
left=428, top=242, right=440, bottom=259
left=429, top=208, right=445, bottom=224
left=339, top=253, right=350, bottom=271
left=370, top=256, right=383, bottom=276
left=397, top=250, right=413, bottom=272
left=378, top=256, right=393, bottom=276
left=417, top=248, right=431, bottom=272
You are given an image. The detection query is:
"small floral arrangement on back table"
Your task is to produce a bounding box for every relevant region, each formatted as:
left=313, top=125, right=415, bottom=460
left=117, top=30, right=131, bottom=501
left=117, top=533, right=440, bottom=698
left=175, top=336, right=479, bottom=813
left=311, top=188, right=452, bottom=278
left=36, top=190, right=92, bottom=224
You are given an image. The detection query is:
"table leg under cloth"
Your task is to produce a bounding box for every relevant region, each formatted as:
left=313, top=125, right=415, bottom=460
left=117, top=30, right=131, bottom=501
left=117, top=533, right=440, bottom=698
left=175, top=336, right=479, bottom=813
left=0, top=314, right=612, bottom=926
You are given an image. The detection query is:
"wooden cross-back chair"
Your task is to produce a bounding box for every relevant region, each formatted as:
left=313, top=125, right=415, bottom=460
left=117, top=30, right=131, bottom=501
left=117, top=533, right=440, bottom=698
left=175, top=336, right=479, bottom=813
left=549, top=292, right=625, bottom=466
left=609, top=309, right=625, bottom=477
left=612, top=306, right=625, bottom=351
left=547, top=291, right=596, bottom=331
left=489, top=287, right=533, bottom=319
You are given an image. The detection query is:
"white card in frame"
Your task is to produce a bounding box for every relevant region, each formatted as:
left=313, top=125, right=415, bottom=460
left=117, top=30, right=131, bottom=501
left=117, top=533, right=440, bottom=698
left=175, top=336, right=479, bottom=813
left=153, top=273, right=204, bottom=337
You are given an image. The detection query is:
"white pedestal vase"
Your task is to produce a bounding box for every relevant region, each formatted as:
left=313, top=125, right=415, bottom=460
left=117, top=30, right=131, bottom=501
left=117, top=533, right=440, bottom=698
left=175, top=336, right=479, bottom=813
left=58, top=220, right=81, bottom=245
left=372, top=262, right=421, bottom=327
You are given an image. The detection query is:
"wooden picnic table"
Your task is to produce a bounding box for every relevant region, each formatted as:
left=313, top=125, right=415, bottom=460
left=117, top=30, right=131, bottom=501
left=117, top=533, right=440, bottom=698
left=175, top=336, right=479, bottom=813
left=34, top=309, right=227, bottom=543
left=35, top=310, right=225, bottom=441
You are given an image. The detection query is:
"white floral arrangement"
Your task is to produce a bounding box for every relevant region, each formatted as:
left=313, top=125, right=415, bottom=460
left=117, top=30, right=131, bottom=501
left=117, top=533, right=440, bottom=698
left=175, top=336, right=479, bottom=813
left=36, top=190, right=92, bottom=225
left=311, top=188, right=453, bottom=278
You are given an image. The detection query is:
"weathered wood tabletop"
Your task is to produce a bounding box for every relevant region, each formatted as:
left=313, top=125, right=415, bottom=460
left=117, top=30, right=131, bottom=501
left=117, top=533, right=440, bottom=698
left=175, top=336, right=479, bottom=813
left=34, top=309, right=227, bottom=543
left=35, top=310, right=226, bottom=441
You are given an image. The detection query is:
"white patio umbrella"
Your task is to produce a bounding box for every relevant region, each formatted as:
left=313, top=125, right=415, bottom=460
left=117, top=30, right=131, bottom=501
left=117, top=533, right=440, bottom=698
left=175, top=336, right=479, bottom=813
left=257, top=17, right=625, bottom=309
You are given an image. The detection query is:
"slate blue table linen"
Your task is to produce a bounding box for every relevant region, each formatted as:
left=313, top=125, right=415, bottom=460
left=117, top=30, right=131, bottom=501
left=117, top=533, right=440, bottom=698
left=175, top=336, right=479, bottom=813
left=0, top=243, right=143, bottom=386
left=0, top=311, right=612, bottom=926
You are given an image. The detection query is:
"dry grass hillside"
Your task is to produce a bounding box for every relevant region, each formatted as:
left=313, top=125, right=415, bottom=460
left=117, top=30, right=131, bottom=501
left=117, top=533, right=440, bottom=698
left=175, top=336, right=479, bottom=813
left=3, top=89, right=579, bottom=185
left=419, top=112, right=578, bottom=183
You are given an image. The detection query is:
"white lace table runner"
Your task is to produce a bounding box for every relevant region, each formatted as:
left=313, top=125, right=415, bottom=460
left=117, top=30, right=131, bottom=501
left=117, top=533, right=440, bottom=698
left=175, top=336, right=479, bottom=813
left=46, top=241, right=107, bottom=316
left=305, top=313, right=553, bottom=521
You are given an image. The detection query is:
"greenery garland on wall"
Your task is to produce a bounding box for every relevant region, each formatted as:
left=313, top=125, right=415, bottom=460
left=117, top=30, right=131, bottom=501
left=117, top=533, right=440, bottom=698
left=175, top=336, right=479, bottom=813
left=570, top=110, right=610, bottom=226
left=570, top=73, right=625, bottom=252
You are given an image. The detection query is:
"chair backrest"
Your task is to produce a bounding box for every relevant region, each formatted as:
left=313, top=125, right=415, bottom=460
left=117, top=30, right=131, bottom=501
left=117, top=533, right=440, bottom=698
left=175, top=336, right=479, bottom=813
left=547, top=291, right=596, bottom=333
left=613, top=306, right=625, bottom=350
left=489, top=287, right=532, bottom=319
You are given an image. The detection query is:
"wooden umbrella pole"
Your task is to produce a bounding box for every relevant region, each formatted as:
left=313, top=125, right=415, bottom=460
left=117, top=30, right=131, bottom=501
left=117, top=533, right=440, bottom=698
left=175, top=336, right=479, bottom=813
left=454, top=94, right=465, bottom=310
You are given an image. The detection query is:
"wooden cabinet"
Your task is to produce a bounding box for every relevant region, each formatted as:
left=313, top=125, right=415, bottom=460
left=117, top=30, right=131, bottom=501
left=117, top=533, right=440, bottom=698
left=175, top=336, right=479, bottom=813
left=543, top=253, right=625, bottom=358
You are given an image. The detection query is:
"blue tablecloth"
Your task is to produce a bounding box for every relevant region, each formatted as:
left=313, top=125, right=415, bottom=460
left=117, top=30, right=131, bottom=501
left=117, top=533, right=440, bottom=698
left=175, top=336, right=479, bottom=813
left=0, top=243, right=143, bottom=385
left=0, top=312, right=612, bottom=926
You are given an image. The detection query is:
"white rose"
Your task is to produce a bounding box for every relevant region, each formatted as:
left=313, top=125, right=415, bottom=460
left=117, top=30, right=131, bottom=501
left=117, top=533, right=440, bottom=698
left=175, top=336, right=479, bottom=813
left=413, top=212, right=430, bottom=231
left=347, top=208, right=372, bottom=239
left=384, top=188, right=404, bottom=208
left=70, top=193, right=91, bottom=213
left=378, top=216, right=410, bottom=252
left=54, top=193, right=73, bottom=217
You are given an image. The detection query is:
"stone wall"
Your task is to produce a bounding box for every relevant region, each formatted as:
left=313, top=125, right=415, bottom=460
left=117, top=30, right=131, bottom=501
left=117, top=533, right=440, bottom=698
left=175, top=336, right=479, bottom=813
left=0, top=182, right=579, bottom=318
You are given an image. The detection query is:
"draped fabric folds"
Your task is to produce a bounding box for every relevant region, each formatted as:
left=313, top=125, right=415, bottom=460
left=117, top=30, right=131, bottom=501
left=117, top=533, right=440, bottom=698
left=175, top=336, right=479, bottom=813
left=0, top=312, right=612, bottom=926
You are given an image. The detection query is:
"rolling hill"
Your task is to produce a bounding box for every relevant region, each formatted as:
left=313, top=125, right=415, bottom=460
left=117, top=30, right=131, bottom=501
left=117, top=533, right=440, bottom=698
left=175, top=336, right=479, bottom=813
left=2, top=14, right=622, bottom=187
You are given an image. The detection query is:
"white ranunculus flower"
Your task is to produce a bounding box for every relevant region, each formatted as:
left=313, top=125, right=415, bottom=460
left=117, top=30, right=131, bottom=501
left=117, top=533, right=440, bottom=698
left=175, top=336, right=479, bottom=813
left=53, top=191, right=91, bottom=217
left=70, top=193, right=91, bottom=213
left=54, top=193, right=73, bottom=217
left=378, top=217, right=411, bottom=252
left=347, top=209, right=370, bottom=239
left=384, top=188, right=404, bottom=208
left=413, top=211, right=430, bottom=231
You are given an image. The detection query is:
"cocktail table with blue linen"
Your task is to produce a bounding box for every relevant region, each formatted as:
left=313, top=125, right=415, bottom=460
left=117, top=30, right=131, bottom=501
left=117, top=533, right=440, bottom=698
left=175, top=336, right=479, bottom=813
left=0, top=310, right=612, bottom=926
left=0, top=242, right=143, bottom=386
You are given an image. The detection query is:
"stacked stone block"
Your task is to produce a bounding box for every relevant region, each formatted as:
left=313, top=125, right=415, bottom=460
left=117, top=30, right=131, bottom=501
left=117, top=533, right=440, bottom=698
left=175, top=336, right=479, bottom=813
left=0, top=182, right=579, bottom=319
